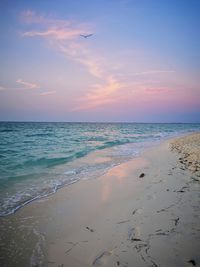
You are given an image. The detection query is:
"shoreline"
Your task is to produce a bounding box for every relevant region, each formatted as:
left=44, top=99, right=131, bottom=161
left=0, top=133, right=200, bottom=267
left=1, top=130, right=198, bottom=218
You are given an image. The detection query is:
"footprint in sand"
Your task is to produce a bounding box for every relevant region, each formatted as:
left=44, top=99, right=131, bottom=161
left=132, top=208, right=143, bottom=215
left=92, top=250, right=113, bottom=266
left=86, top=226, right=95, bottom=232
left=128, top=226, right=142, bottom=242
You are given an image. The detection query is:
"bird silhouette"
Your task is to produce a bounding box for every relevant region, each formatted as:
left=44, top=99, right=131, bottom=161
left=80, top=34, right=93, bottom=38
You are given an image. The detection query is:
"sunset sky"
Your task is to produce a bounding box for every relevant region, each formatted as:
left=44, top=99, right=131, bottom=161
left=0, top=0, right=200, bottom=122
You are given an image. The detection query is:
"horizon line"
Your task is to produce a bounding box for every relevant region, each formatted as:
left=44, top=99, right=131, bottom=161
left=0, top=120, right=200, bottom=124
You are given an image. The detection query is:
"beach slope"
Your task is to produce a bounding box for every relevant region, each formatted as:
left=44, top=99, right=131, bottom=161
left=0, top=133, right=200, bottom=267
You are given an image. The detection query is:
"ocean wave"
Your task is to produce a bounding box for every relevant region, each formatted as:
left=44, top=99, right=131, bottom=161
left=87, top=136, right=107, bottom=141
left=25, top=133, right=55, bottom=137
left=12, top=150, right=91, bottom=170
left=0, top=174, right=82, bottom=216
left=97, top=139, right=131, bottom=149
left=0, top=129, right=14, bottom=133
left=24, top=156, right=73, bottom=168
left=0, top=156, right=123, bottom=216
left=0, top=122, right=200, bottom=217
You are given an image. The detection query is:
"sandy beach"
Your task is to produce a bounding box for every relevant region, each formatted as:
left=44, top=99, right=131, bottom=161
left=0, top=133, right=200, bottom=267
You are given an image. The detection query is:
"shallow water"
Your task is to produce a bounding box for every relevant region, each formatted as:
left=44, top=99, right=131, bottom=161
left=0, top=122, right=200, bottom=216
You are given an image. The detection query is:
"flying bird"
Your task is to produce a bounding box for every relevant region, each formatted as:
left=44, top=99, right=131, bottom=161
left=80, top=34, right=93, bottom=38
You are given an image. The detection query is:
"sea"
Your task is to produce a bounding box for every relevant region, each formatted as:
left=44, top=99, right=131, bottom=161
left=0, top=122, right=200, bottom=216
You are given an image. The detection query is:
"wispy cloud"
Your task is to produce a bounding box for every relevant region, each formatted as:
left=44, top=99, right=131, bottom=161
left=77, top=57, right=103, bottom=78
left=39, top=90, right=56, bottom=96
left=133, top=70, right=175, bottom=76
left=145, top=87, right=173, bottom=94
left=21, top=10, right=124, bottom=110
left=23, top=28, right=85, bottom=40
left=16, top=79, right=39, bottom=89
left=74, top=76, right=123, bottom=110
left=21, top=10, right=47, bottom=24
left=21, top=10, right=50, bottom=24
left=57, top=42, right=104, bottom=79
left=21, top=10, right=91, bottom=40
left=21, top=11, right=178, bottom=111
left=21, top=10, right=74, bottom=27
left=0, top=80, right=40, bottom=91
left=21, top=12, right=99, bottom=76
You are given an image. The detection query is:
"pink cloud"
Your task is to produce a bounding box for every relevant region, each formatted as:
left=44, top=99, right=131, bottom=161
left=145, top=87, right=174, bottom=94
left=117, top=83, right=200, bottom=114
left=39, top=91, right=56, bottom=96
left=16, top=79, right=39, bottom=89
left=22, top=11, right=98, bottom=76
left=22, top=10, right=125, bottom=110
left=23, top=27, right=87, bottom=41
left=21, top=10, right=75, bottom=27
left=57, top=42, right=104, bottom=79
left=0, top=81, right=39, bottom=91
left=22, top=9, right=91, bottom=41
left=21, top=11, right=184, bottom=113
left=21, top=10, right=46, bottom=24
left=78, top=58, right=103, bottom=78
left=73, top=76, right=123, bottom=110
left=133, top=70, right=175, bottom=76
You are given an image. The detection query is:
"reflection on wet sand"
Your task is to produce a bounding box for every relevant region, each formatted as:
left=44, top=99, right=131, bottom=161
left=1, top=135, right=200, bottom=267
left=100, top=157, right=149, bottom=202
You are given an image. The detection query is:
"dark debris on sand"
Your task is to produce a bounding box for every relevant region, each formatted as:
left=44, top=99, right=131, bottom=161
left=139, top=173, right=145, bottom=178
left=188, top=259, right=196, bottom=266
left=86, top=226, right=94, bottom=232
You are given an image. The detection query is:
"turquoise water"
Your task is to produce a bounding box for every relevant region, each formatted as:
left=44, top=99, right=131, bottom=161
left=0, top=122, right=200, bottom=216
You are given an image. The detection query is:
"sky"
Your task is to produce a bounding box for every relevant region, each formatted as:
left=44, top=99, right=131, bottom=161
left=0, top=0, right=200, bottom=122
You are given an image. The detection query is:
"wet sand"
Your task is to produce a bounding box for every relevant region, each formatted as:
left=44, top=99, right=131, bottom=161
left=0, top=133, right=200, bottom=267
